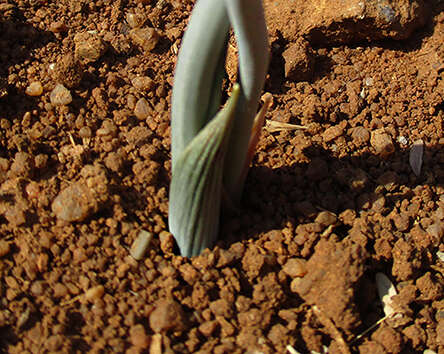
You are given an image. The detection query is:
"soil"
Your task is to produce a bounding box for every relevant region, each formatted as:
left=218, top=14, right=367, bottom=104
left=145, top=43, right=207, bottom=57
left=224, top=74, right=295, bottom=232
left=0, top=0, right=443, bottom=353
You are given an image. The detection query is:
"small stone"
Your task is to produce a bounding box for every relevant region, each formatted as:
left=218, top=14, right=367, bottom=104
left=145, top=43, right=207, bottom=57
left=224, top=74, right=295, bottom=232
left=30, top=281, right=44, bottom=296
left=282, top=258, right=307, bottom=278
left=51, top=182, right=98, bottom=222
left=134, top=98, right=151, bottom=120
left=159, top=231, right=174, bottom=254
left=9, top=151, right=35, bottom=178
left=78, top=127, right=92, bottom=139
left=129, top=27, right=159, bottom=52
left=131, top=76, right=154, bottom=92
left=150, top=334, right=162, bottom=354
left=104, top=152, right=123, bottom=173
left=282, top=38, right=314, bottom=82
left=398, top=136, right=408, bottom=146
left=74, top=31, right=107, bottom=62
left=53, top=283, right=68, bottom=298
left=149, top=299, right=185, bottom=333
left=96, top=119, right=118, bottom=137
left=322, top=125, right=344, bottom=142
left=127, top=94, right=136, bottom=109
left=130, top=230, right=153, bottom=260
left=72, top=248, right=88, bottom=264
left=126, top=12, right=145, bottom=28
left=416, top=272, right=442, bottom=301
left=50, top=84, right=72, bottom=106
left=0, top=240, right=10, bottom=257
left=25, top=182, right=39, bottom=200
left=371, top=326, right=402, bottom=354
left=84, top=285, right=105, bottom=301
left=25, top=81, right=43, bottom=96
left=290, top=278, right=303, bottom=293
left=393, top=213, right=410, bottom=232
left=50, top=53, right=84, bottom=88
left=129, top=324, right=149, bottom=348
left=371, top=129, right=394, bottom=157
left=315, top=211, right=337, bottom=227
left=199, top=321, right=218, bottom=337
left=437, top=319, right=444, bottom=345
left=34, top=154, right=48, bottom=170
left=4, top=207, right=26, bottom=227
left=49, top=20, right=68, bottom=33
left=349, top=126, right=370, bottom=144
left=426, top=222, right=444, bottom=241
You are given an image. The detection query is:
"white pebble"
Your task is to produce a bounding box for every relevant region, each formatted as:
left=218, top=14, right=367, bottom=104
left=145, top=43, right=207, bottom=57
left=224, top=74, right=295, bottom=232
left=397, top=136, right=408, bottom=146
left=85, top=285, right=105, bottom=301
left=50, top=84, right=72, bottom=106
left=25, top=81, right=43, bottom=96
left=130, top=230, right=153, bottom=260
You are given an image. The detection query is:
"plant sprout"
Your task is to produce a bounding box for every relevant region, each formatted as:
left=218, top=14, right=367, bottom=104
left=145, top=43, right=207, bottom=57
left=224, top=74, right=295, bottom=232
left=169, top=0, right=270, bottom=257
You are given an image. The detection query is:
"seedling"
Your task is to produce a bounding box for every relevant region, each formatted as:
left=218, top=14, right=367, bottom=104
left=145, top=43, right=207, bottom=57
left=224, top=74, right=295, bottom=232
left=169, top=0, right=270, bottom=257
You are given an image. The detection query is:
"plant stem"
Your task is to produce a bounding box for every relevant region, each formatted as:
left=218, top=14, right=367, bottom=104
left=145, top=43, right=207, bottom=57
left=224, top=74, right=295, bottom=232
left=223, top=0, right=269, bottom=204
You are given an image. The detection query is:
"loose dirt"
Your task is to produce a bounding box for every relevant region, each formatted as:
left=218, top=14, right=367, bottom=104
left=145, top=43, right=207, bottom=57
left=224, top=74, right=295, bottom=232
left=0, top=0, right=443, bottom=353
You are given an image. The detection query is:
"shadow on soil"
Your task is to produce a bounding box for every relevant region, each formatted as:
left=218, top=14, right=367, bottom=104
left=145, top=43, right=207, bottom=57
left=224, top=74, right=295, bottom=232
left=0, top=13, right=56, bottom=121
left=220, top=141, right=443, bottom=246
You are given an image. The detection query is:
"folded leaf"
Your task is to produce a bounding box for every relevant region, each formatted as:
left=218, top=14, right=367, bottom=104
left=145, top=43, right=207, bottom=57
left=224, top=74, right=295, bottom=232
left=171, top=0, right=230, bottom=170
left=169, top=85, right=240, bottom=257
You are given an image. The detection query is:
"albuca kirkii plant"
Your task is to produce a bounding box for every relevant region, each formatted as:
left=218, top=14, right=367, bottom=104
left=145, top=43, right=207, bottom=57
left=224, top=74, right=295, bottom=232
left=169, top=0, right=270, bottom=257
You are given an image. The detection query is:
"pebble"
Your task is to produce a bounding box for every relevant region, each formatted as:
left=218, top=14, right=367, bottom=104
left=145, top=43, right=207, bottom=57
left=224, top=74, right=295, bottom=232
left=159, top=231, right=174, bottom=254
left=53, top=283, right=68, bottom=298
left=0, top=240, right=10, bottom=257
left=51, top=53, right=84, bottom=88
left=315, top=211, right=338, bottom=227
left=134, top=98, right=151, bottom=120
left=129, top=324, right=149, bottom=348
left=129, top=27, right=159, bottom=52
left=126, top=12, right=145, bottom=29
left=49, top=20, right=68, bottom=33
left=131, top=76, right=154, bottom=92
left=104, top=152, right=123, bottom=172
left=350, top=126, right=370, bottom=144
left=130, top=230, right=153, bottom=260
left=50, top=84, right=72, bottom=106
left=74, top=31, right=107, bottom=62
left=9, top=151, right=35, bottom=178
left=282, top=258, right=307, bottom=278
left=398, top=136, right=408, bottom=145
left=322, top=125, right=344, bottom=143
left=25, top=81, right=43, bottom=96
left=282, top=38, right=314, bottom=81
left=149, top=299, right=185, bottom=333
left=426, top=222, right=444, bottom=240
left=85, top=285, right=105, bottom=301
left=51, top=182, right=98, bottom=222
left=370, top=128, right=395, bottom=157
left=290, top=278, right=303, bottom=292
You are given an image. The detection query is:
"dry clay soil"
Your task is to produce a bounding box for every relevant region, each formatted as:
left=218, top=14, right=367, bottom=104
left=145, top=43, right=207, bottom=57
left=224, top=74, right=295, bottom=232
left=0, top=0, right=444, bottom=353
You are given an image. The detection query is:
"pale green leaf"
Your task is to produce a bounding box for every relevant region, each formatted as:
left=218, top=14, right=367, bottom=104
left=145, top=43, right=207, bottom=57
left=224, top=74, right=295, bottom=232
left=169, top=85, right=240, bottom=257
